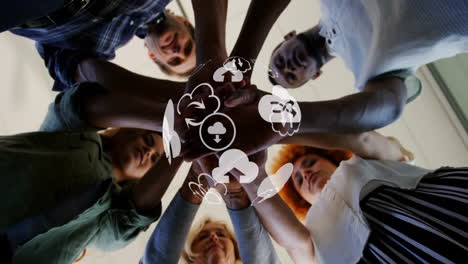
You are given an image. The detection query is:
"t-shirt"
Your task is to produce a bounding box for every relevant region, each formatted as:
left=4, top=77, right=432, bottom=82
left=319, top=0, right=468, bottom=94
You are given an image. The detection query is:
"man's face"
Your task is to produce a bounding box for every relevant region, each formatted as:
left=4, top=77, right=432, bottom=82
left=145, top=13, right=196, bottom=75
left=270, top=31, right=321, bottom=88
left=109, top=128, right=164, bottom=181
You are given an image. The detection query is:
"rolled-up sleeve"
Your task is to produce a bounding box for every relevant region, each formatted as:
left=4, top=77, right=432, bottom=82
left=40, top=82, right=106, bottom=132
left=228, top=207, right=281, bottom=264
left=370, top=69, right=422, bottom=104
left=36, top=43, right=95, bottom=92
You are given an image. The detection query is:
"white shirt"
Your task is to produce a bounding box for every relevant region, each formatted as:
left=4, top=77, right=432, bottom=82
left=319, top=0, right=468, bottom=92
left=304, top=156, right=431, bottom=264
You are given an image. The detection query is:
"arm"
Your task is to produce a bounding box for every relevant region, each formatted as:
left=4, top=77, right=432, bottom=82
left=75, top=58, right=185, bottom=101
left=197, top=156, right=314, bottom=263
left=141, top=166, right=203, bottom=264
left=77, top=58, right=185, bottom=131
left=220, top=179, right=281, bottom=263
left=281, top=131, right=405, bottom=161
left=131, top=157, right=183, bottom=215
left=228, top=207, right=281, bottom=264
left=191, top=0, right=228, bottom=64
left=35, top=43, right=96, bottom=91
left=238, top=171, right=314, bottom=263
left=298, top=77, right=407, bottom=133
left=230, top=0, right=290, bottom=66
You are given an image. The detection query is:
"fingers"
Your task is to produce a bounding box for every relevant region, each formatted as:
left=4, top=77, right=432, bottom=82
left=224, top=87, right=258, bottom=107
left=216, top=83, right=236, bottom=100
left=180, top=140, right=215, bottom=161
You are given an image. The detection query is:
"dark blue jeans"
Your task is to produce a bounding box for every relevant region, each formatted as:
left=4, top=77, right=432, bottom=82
left=0, top=0, right=66, bottom=32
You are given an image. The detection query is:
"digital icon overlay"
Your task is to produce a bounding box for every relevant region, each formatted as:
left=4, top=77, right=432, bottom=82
left=258, top=85, right=302, bottom=136
left=162, top=99, right=181, bottom=164
left=173, top=56, right=297, bottom=206
left=212, top=149, right=259, bottom=184
left=199, top=113, right=236, bottom=152
left=251, top=163, right=294, bottom=204
left=189, top=173, right=227, bottom=205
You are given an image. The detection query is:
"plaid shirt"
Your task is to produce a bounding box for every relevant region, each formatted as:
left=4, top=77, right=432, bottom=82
left=11, top=0, right=171, bottom=91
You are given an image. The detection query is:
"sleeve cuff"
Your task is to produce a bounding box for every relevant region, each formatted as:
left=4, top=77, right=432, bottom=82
left=370, top=69, right=422, bottom=104
left=57, top=82, right=106, bottom=131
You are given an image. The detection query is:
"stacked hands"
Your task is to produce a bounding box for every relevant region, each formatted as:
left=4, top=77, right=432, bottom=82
left=168, top=57, right=283, bottom=205
left=175, top=57, right=279, bottom=160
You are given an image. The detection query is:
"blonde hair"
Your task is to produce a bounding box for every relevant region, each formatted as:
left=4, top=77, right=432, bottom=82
left=269, top=145, right=352, bottom=221
left=182, top=217, right=241, bottom=264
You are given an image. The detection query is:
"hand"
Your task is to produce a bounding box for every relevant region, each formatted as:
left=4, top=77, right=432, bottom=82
left=216, top=82, right=266, bottom=108
left=179, top=163, right=208, bottom=204
left=185, top=58, right=226, bottom=94
left=196, top=154, right=254, bottom=210
left=182, top=101, right=284, bottom=160
left=229, top=150, right=268, bottom=186
left=223, top=179, right=251, bottom=210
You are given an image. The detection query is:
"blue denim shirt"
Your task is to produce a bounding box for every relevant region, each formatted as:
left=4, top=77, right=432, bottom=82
left=140, top=193, right=281, bottom=264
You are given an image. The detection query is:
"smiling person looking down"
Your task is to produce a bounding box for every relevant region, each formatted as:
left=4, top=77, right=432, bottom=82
left=10, top=3, right=196, bottom=94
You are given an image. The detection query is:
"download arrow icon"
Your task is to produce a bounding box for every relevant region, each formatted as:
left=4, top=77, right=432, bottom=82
left=214, top=134, right=221, bottom=143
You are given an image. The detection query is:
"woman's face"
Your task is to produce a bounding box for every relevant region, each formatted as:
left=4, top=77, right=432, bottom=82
left=191, top=222, right=236, bottom=264
left=108, top=129, right=164, bottom=181
left=291, top=154, right=337, bottom=204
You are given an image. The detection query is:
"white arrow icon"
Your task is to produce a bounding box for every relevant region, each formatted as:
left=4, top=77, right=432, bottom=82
left=187, top=100, right=206, bottom=110
left=185, top=118, right=199, bottom=128
left=214, top=135, right=221, bottom=143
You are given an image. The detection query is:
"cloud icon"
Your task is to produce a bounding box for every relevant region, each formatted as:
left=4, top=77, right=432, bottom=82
left=208, top=122, right=226, bottom=135
left=188, top=173, right=227, bottom=205
left=177, top=83, right=221, bottom=125
left=212, top=149, right=259, bottom=184
left=258, top=85, right=302, bottom=136
left=223, top=57, right=252, bottom=74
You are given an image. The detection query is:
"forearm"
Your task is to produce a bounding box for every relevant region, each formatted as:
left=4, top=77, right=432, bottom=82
left=141, top=192, right=200, bottom=264
left=238, top=173, right=313, bottom=257
left=78, top=59, right=184, bottom=131
left=191, top=0, right=228, bottom=64
left=299, top=78, right=406, bottom=133
left=228, top=207, right=281, bottom=264
left=131, top=157, right=183, bottom=215
left=230, top=0, right=290, bottom=62
left=76, top=58, right=185, bottom=101
left=281, top=131, right=404, bottom=161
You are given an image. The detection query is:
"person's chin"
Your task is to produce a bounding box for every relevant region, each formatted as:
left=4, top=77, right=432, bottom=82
left=206, top=252, right=225, bottom=264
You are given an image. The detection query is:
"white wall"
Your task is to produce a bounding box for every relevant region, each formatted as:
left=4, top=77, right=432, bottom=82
left=0, top=0, right=467, bottom=263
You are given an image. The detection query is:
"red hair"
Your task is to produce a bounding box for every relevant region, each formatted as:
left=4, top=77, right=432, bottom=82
left=269, top=145, right=352, bottom=221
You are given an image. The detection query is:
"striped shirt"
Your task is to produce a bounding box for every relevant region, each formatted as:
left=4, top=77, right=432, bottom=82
left=304, top=156, right=431, bottom=264
left=11, top=0, right=171, bottom=91
left=359, top=167, right=468, bottom=263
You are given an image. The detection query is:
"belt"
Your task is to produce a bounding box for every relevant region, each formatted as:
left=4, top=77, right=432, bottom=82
left=15, top=0, right=109, bottom=29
